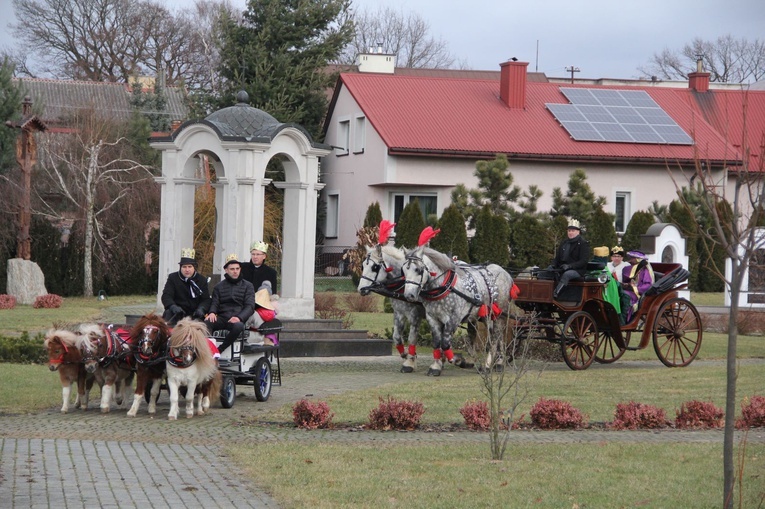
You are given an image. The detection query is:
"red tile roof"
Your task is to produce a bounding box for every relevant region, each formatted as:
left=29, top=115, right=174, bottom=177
left=337, top=73, right=762, bottom=168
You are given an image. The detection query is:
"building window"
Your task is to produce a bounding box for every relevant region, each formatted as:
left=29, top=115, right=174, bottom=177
left=392, top=193, right=437, bottom=223
left=353, top=115, right=366, bottom=154
left=615, top=192, right=631, bottom=233
left=336, top=120, right=349, bottom=156
left=326, top=193, right=339, bottom=238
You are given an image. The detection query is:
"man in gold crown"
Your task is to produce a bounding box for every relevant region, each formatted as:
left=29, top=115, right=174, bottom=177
left=241, top=240, right=278, bottom=296
left=547, top=218, right=590, bottom=299
left=161, top=248, right=211, bottom=325
left=205, top=254, right=255, bottom=355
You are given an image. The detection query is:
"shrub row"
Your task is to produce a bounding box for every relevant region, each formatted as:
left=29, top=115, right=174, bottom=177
left=0, top=293, right=64, bottom=310
left=292, top=396, right=765, bottom=431
left=0, top=332, right=48, bottom=364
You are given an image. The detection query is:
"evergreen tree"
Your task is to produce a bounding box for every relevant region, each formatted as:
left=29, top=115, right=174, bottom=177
left=470, top=205, right=509, bottom=265
left=0, top=57, right=22, bottom=174
left=472, top=154, right=520, bottom=217
left=587, top=207, right=618, bottom=252
left=394, top=199, right=425, bottom=249
left=621, top=210, right=655, bottom=252
left=508, top=214, right=554, bottom=269
left=432, top=205, right=469, bottom=261
left=363, top=201, right=383, bottom=228
left=129, top=79, right=170, bottom=133
left=551, top=168, right=607, bottom=226
left=667, top=199, right=700, bottom=290
left=217, top=0, right=354, bottom=138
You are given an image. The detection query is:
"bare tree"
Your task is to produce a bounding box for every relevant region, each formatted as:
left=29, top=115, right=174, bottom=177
left=667, top=96, right=765, bottom=508
left=33, top=109, right=153, bottom=296
left=338, top=6, right=455, bottom=69
left=9, top=0, right=237, bottom=87
left=639, top=35, right=765, bottom=83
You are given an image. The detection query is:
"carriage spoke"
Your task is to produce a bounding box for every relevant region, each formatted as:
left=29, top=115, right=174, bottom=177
left=653, top=298, right=702, bottom=368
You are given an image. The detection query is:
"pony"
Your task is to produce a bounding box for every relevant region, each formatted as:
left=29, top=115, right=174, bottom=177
left=165, top=318, right=221, bottom=420
left=77, top=323, right=134, bottom=413
left=401, top=244, right=515, bottom=376
left=126, top=313, right=171, bottom=417
left=358, top=243, right=426, bottom=373
left=44, top=329, right=93, bottom=413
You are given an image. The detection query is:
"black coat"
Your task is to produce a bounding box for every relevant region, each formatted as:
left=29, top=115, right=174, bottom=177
left=208, top=275, right=255, bottom=322
left=241, top=261, right=278, bottom=293
left=553, top=234, right=591, bottom=274
left=161, top=271, right=211, bottom=316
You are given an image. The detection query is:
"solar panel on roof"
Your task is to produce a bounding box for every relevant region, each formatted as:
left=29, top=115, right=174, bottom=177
left=546, top=87, right=693, bottom=145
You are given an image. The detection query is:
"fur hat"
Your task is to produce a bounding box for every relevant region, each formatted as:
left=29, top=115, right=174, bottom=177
left=223, top=253, right=241, bottom=268
left=250, top=241, right=268, bottom=254
left=611, top=246, right=626, bottom=257
left=593, top=246, right=609, bottom=257
left=179, top=248, right=197, bottom=266
left=254, top=288, right=274, bottom=310
left=567, top=218, right=581, bottom=230
left=626, top=250, right=648, bottom=261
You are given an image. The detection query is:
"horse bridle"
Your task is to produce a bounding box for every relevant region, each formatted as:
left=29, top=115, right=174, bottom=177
left=360, top=253, right=392, bottom=286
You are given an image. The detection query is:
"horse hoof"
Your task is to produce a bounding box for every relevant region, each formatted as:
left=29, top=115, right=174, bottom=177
left=101, top=408, right=109, bottom=414
left=168, top=416, right=177, bottom=421
left=426, top=369, right=441, bottom=377
left=400, top=366, right=414, bottom=373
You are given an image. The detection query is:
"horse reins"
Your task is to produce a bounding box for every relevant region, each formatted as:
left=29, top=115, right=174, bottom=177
left=404, top=255, right=482, bottom=306
left=167, top=334, right=197, bottom=368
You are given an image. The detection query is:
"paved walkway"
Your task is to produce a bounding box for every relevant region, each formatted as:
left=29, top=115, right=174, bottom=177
left=2, top=356, right=764, bottom=508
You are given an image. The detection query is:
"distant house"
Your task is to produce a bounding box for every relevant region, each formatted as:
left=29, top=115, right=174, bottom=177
left=320, top=54, right=765, bottom=248
left=12, top=77, right=188, bottom=132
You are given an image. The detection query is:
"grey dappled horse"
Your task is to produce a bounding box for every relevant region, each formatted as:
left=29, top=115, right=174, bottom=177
left=358, top=244, right=426, bottom=372
left=401, top=245, right=514, bottom=376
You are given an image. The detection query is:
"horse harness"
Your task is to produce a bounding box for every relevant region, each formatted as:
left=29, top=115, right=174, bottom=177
left=166, top=336, right=198, bottom=368
left=403, top=254, right=496, bottom=309
left=361, top=253, right=410, bottom=301
left=133, top=325, right=169, bottom=367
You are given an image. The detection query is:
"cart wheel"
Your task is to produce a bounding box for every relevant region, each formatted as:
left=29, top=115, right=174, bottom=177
left=254, top=357, right=272, bottom=402
left=594, top=331, right=626, bottom=364
left=220, top=376, right=236, bottom=408
left=561, top=311, right=599, bottom=370
left=653, top=298, right=702, bottom=367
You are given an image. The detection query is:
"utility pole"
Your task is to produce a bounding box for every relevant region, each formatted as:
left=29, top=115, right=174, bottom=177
left=565, top=66, right=580, bottom=84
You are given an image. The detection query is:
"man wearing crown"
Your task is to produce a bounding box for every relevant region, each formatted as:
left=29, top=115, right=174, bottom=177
left=549, top=218, right=591, bottom=299
left=241, top=240, right=278, bottom=296
left=161, top=248, right=211, bottom=325
left=205, top=254, right=256, bottom=355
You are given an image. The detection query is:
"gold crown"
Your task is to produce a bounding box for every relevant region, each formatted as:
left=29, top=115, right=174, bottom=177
left=250, top=241, right=268, bottom=253
left=567, top=218, right=581, bottom=230
left=611, top=246, right=624, bottom=254
left=223, top=253, right=240, bottom=267
left=180, top=248, right=195, bottom=259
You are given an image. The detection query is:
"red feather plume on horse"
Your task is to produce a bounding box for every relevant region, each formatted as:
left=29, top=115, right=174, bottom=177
left=378, top=220, right=395, bottom=245
left=418, top=226, right=440, bottom=247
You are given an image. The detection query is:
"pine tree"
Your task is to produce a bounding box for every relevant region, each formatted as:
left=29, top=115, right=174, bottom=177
left=470, top=205, right=509, bottom=265
left=432, top=205, right=469, bottom=261
left=551, top=168, right=607, bottom=225
left=217, top=0, right=354, bottom=138
left=363, top=202, right=383, bottom=228
left=587, top=207, right=618, bottom=252
left=508, top=213, right=553, bottom=269
left=394, top=199, right=425, bottom=248
left=667, top=199, right=700, bottom=290
left=472, top=154, right=520, bottom=216
left=0, top=58, right=22, bottom=174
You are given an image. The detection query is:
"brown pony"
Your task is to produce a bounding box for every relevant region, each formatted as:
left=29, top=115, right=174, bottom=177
left=126, top=313, right=170, bottom=417
left=78, top=323, right=135, bottom=413
left=44, top=329, right=93, bottom=413
left=165, top=318, right=221, bottom=420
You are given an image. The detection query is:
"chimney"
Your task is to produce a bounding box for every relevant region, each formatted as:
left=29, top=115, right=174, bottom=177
left=499, top=60, right=528, bottom=109
left=688, top=56, right=710, bottom=92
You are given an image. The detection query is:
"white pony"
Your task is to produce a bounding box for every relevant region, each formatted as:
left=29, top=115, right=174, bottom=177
left=77, top=323, right=134, bottom=413
left=165, top=318, right=221, bottom=420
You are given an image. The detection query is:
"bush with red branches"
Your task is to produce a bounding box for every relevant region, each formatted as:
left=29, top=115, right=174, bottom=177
left=736, top=395, right=765, bottom=428
left=368, top=396, right=424, bottom=430
left=33, top=294, right=63, bottom=309
left=460, top=400, right=491, bottom=431
left=0, top=294, right=17, bottom=310
left=529, top=397, right=585, bottom=430
left=675, top=400, right=724, bottom=429
left=292, top=399, right=334, bottom=429
left=610, top=401, right=669, bottom=430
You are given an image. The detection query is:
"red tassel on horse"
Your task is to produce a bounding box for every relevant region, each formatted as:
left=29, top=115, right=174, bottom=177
left=491, top=302, right=502, bottom=319
left=510, top=283, right=521, bottom=300
left=378, top=220, right=395, bottom=245
left=477, top=304, right=488, bottom=318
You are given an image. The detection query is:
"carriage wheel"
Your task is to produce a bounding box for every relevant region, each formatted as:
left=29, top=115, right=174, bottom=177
left=652, top=298, right=702, bottom=367
left=254, top=357, right=272, bottom=402
left=220, top=376, right=236, bottom=408
left=594, top=331, right=626, bottom=364
left=561, top=311, right=599, bottom=370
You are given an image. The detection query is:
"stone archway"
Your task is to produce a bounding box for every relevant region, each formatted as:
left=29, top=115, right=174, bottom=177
left=150, top=93, right=330, bottom=318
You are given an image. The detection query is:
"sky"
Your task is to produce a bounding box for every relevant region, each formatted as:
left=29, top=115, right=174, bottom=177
left=1, top=0, right=763, bottom=81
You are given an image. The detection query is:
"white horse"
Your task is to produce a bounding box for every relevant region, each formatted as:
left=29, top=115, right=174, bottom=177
left=165, top=318, right=221, bottom=420
left=77, top=323, right=134, bottom=413
left=401, top=244, right=515, bottom=376
left=358, top=244, right=426, bottom=373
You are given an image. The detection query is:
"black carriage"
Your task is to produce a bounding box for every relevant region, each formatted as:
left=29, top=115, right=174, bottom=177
left=213, top=320, right=283, bottom=408
left=511, top=262, right=703, bottom=370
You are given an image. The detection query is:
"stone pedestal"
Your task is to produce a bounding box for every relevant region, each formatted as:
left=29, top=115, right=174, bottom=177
left=275, top=297, right=315, bottom=319
left=6, top=258, right=47, bottom=305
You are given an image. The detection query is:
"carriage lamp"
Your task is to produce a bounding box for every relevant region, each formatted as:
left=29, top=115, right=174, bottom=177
left=597, top=273, right=609, bottom=284
left=97, top=290, right=108, bottom=301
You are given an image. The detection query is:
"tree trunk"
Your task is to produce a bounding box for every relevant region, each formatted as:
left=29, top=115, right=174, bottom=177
left=723, top=259, right=741, bottom=509
left=82, top=142, right=100, bottom=297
